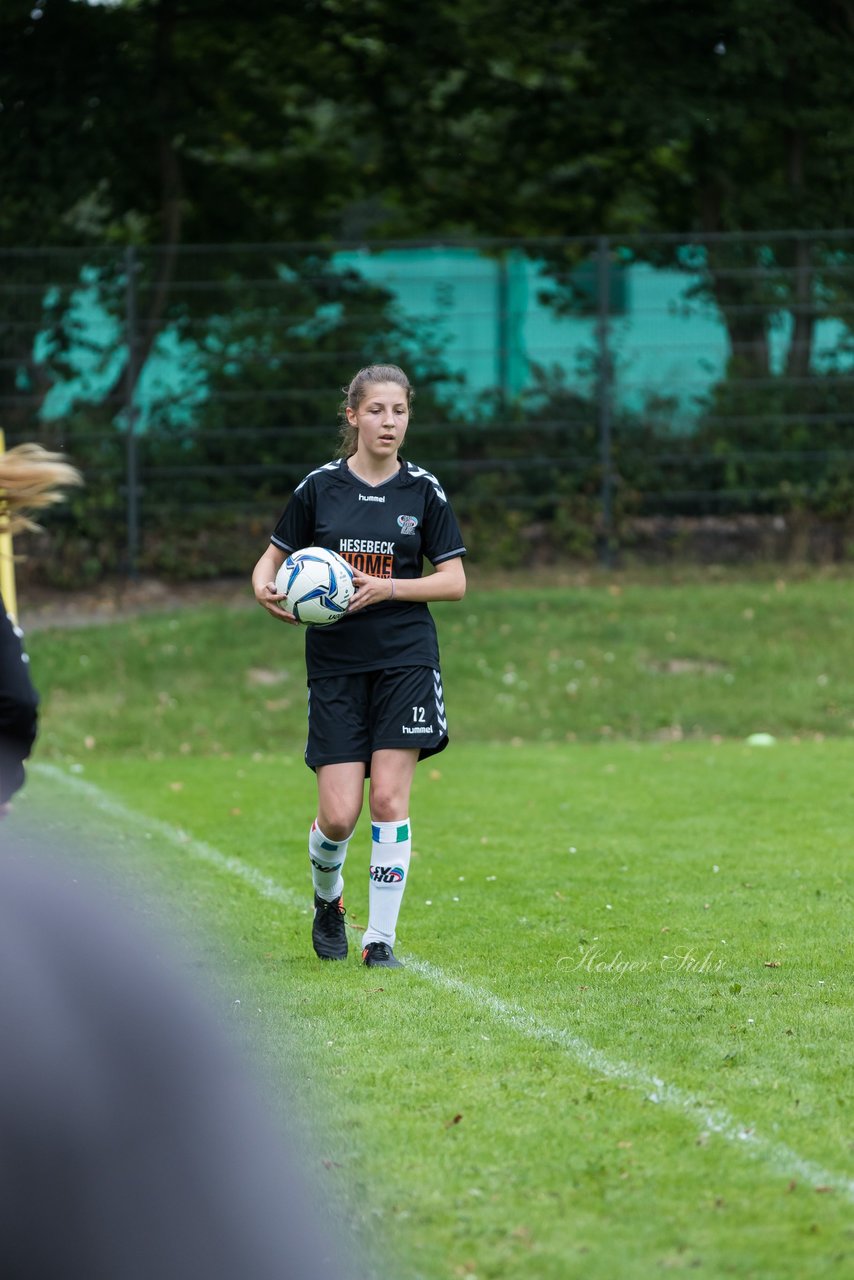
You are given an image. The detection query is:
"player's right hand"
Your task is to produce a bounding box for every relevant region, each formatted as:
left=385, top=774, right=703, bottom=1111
left=256, top=581, right=300, bottom=625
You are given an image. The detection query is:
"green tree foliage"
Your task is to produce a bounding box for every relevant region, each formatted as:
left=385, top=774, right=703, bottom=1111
left=314, top=0, right=854, bottom=239
left=0, top=0, right=377, bottom=250
left=316, top=0, right=854, bottom=377
left=0, top=0, right=388, bottom=418
left=3, top=0, right=853, bottom=580
left=5, top=0, right=854, bottom=390
left=9, top=2, right=852, bottom=246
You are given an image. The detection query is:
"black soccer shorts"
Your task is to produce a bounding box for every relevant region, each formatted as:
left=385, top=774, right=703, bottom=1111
left=305, top=665, right=449, bottom=772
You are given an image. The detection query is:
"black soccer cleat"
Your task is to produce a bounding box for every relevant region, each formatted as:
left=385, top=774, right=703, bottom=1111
left=361, top=941, right=404, bottom=969
left=312, top=893, right=348, bottom=960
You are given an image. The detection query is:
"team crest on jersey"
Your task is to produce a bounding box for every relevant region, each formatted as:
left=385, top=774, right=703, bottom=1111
left=397, top=514, right=418, bottom=535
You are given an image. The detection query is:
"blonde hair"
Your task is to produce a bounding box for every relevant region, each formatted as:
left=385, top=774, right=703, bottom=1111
left=336, top=364, right=414, bottom=458
left=0, top=443, right=82, bottom=535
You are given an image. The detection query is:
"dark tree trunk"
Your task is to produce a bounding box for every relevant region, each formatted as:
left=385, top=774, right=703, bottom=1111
left=698, top=178, right=771, bottom=380
left=103, top=0, right=184, bottom=409
left=785, top=132, right=814, bottom=379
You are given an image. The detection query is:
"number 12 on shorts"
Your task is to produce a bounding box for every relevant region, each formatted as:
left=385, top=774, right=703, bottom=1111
left=412, top=706, right=426, bottom=723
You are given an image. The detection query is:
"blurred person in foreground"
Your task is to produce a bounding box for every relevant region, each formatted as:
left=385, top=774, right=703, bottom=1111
left=2, top=446, right=362, bottom=1275
left=0, top=443, right=80, bottom=814
left=0, top=845, right=358, bottom=1279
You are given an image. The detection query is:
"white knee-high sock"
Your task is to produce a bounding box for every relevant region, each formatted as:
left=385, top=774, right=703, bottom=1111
left=362, top=819, right=411, bottom=949
left=308, top=821, right=351, bottom=902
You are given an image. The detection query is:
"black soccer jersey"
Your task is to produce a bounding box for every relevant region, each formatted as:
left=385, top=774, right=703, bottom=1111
left=271, top=458, right=466, bottom=678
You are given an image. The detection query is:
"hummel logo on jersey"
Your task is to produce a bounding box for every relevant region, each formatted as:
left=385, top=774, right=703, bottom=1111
left=358, top=493, right=385, bottom=503
left=397, top=514, right=418, bottom=535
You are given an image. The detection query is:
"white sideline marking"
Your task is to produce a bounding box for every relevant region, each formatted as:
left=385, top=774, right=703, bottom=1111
left=36, top=763, right=854, bottom=1202
left=407, top=959, right=854, bottom=1200
left=33, top=763, right=303, bottom=912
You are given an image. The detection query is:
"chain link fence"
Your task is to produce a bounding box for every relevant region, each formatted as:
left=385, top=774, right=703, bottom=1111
left=2, top=232, right=853, bottom=583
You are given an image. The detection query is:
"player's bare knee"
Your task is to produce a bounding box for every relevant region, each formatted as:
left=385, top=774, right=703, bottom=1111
left=317, top=812, right=358, bottom=842
left=368, top=789, right=405, bottom=823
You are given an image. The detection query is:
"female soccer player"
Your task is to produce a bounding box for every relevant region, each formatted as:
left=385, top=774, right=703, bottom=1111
left=0, top=445, right=80, bottom=814
left=252, top=365, right=467, bottom=968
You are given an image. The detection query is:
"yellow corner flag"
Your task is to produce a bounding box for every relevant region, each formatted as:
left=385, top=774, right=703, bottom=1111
left=0, top=428, right=19, bottom=625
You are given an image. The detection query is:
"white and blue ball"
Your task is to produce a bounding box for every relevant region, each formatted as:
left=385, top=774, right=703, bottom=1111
left=275, top=546, right=354, bottom=625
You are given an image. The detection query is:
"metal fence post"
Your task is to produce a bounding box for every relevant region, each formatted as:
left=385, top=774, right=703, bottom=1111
left=124, top=245, right=140, bottom=579
left=496, top=249, right=509, bottom=410
left=596, top=235, right=615, bottom=566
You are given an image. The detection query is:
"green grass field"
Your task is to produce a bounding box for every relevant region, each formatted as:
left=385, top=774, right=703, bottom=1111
left=11, top=574, right=854, bottom=1278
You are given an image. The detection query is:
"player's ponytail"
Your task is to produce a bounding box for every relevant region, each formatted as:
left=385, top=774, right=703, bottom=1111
left=0, top=444, right=82, bottom=535
left=336, top=364, right=414, bottom=458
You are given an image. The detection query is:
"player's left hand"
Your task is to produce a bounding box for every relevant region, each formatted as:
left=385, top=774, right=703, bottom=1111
left=348, top=569, right=394, bottom=614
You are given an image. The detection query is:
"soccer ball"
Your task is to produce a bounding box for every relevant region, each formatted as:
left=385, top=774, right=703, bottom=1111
left=275, top=546, right=355, bottom=625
